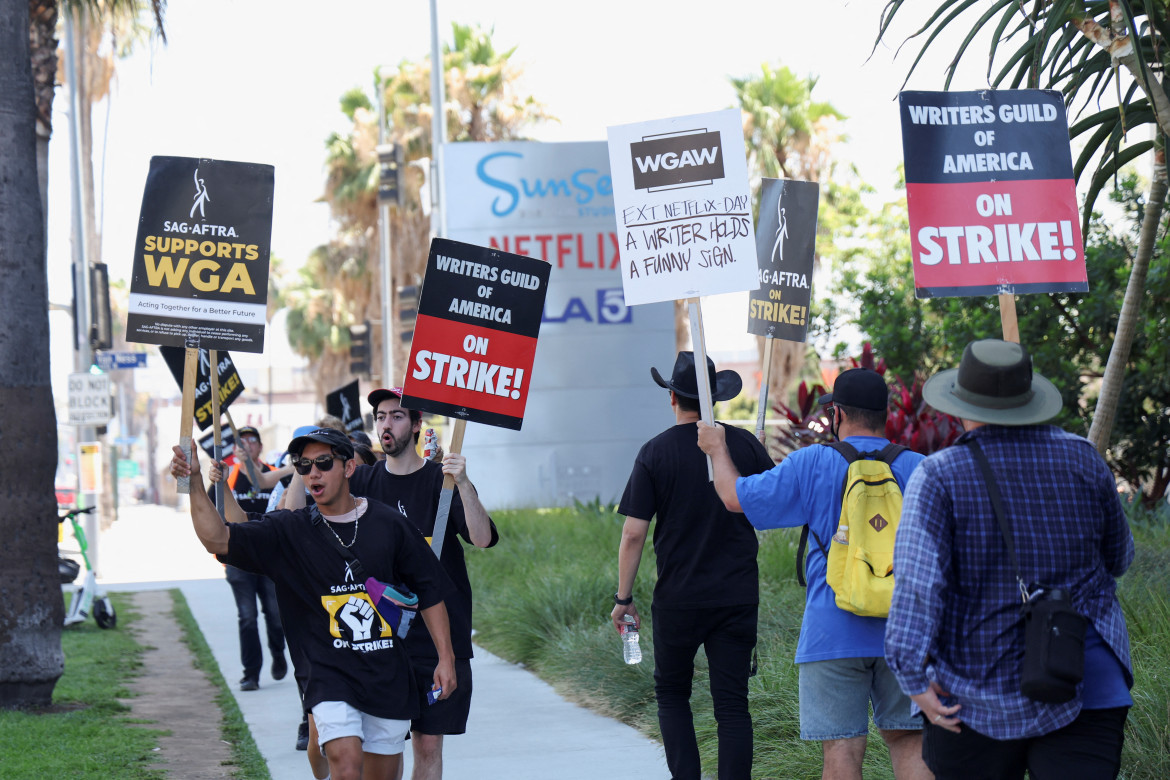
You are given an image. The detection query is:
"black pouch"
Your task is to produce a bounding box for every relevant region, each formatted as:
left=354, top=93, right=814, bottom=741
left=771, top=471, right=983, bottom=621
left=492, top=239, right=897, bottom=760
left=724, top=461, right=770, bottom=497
left=1020, top=588, right=1088, bottom=704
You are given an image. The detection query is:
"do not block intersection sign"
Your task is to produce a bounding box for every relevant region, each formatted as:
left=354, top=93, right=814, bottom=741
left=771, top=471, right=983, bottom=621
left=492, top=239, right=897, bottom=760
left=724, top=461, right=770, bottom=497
left=68, top=372, right=112, bottom=426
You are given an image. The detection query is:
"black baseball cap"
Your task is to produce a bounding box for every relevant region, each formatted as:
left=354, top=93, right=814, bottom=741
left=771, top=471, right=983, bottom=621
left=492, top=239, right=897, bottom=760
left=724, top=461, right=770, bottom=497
left=287, top=427, right=355, bottom=460
left=237, top=426, right=261, bottom=442
left=817, top=368, right=889, bottom=412
left=367, top=387, right=422, bottom=423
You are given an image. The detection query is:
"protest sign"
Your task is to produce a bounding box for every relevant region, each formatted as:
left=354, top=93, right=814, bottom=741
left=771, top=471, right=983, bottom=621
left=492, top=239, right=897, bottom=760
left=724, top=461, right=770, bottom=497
left=198, top=424, right=236, bottom=459
left=326, top=380, right=364, bottom=433
left=160, top=346, right=244, bottom=431
left=747, top=179, right=819, bottom=340
left=400, top=238, right=551, bottom=431
left=607, top=109, right=759, bottom=306
left=900, top=89, right=1087, bottom=298
left=126, top=156, right=274, bottom=352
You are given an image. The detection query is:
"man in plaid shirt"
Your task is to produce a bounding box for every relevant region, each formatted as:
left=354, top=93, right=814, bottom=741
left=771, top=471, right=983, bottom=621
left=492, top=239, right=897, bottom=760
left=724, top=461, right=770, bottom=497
left=886, top=339, right=1134, bottom=779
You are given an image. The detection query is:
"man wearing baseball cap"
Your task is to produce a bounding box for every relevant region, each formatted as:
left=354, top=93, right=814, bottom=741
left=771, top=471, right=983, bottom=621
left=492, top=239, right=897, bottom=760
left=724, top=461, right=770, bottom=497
left=698, top=367, right=931, bottom=779
left=885, top=339, right=1134, bottom=779
left=287, top=388, right=497, bottom=780
left=178, top=427, right=457, bottom=780
left=213, top=425, right=287, bottom=693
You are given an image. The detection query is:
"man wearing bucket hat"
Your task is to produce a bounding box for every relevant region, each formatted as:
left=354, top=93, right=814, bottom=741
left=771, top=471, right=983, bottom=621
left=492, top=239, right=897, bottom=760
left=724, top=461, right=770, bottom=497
left=885, top=339, right=1134, bottom=779
left=612, top=351, right=773, bottom=780
left=177, top=427, right=457, bottom=780
left=698, top=365, right=929, bottom=780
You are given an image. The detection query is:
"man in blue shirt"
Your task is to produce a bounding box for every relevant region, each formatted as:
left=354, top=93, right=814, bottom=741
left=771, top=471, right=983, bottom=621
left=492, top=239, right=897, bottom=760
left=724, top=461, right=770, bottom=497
left=699, top=367, right=930, bottom=780
left=886, top=339, right=1134, bottom=779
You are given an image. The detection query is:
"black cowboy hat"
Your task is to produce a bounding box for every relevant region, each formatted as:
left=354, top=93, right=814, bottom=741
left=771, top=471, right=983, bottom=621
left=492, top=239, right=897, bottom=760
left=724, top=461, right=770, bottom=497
left=651, top=351, right=743, bottom=403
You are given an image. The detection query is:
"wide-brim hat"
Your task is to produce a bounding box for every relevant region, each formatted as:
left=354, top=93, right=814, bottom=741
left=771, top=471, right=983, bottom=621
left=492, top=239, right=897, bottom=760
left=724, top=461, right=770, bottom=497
left=923, top=339, right=1062, bottom=425
left=651, top=351, right=742, bottom=403
left=288, top=427, right=356, bottom=460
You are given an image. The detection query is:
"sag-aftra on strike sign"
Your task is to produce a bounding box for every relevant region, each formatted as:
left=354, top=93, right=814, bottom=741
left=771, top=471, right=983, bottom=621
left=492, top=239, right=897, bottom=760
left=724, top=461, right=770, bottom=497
left=900, top=89, right=1087, bottom=298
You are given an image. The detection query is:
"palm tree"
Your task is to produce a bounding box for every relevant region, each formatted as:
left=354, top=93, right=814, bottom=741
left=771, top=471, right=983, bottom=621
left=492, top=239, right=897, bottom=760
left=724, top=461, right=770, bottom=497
left=285, top=22, right=552, bottom=394
left=0, top=0, right=163, bottom=709
left=875, top=0, right=1168, bottom=455
left=731, top=63, right=846, bottom=415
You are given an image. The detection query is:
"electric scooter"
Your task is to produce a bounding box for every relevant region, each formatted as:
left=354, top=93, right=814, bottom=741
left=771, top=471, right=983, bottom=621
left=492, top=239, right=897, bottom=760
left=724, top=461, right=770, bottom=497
left=58, top=506, right=116, bottom=629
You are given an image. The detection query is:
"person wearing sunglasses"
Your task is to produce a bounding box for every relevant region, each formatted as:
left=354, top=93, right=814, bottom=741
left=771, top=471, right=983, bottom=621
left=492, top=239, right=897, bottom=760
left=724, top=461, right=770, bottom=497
left=175, top=427, right=457, bottom=780
left=285, top=388, right=497, bottom=780
left=211, top=425, right=289, bottom=694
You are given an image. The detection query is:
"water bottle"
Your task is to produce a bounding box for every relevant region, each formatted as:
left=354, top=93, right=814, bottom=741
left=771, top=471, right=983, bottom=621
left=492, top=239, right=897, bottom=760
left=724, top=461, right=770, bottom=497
left=620, top=614, right=642, bottom=664
left=422, top=428, right=438, bottom=460
left=832, top=525, right=849, bottom=544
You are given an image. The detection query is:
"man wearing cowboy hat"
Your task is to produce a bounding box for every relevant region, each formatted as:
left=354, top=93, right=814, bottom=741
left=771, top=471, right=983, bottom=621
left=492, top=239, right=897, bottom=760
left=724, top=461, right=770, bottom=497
left=885, top=339, right=1134, bottom=779
left=612, top=351, right=773, bottom=780
left=699, top=366, right=930, bottom=780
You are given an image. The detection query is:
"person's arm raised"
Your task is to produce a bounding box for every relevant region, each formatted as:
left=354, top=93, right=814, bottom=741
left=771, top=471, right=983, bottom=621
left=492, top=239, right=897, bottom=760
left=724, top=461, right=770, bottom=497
left=173, top=442, right=230, bottom=555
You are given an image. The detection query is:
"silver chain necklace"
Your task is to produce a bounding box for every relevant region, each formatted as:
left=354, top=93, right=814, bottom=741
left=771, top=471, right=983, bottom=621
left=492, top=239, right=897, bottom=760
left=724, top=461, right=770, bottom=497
left=322, top=496, right=361, bottom=548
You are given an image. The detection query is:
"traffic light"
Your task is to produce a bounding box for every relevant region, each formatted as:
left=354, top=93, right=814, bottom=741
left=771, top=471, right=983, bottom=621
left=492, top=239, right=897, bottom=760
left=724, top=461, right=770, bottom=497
left=349, top=321, right=371, bottom=375
left=398, top=285, right=419, bottom=343
left=377, top=143, right=402, bottom=206
left=89, top=263, right=112, bottom=351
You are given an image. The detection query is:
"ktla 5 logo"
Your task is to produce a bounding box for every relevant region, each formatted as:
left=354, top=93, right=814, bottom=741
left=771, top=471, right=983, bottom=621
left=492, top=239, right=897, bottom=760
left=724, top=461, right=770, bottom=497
left=630, top=130, right=724, bottom=191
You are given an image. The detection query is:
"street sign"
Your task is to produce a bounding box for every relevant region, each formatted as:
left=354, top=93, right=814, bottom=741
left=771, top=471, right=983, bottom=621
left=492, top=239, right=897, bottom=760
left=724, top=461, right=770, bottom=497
left=95, top=351, right=148, bottom=371
left=68, top=373, right=113, bottom=426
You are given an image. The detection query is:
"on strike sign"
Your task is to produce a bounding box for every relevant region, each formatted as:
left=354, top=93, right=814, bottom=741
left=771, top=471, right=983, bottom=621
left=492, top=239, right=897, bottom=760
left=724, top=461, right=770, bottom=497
left=900, top=89, right=1087, bottom=298
left=400, top=238, right=551, bottom=430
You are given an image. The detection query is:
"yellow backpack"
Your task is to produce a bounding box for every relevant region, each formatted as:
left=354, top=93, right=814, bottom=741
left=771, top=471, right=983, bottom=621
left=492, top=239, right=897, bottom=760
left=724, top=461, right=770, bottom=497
left=797, top=442, right=907, bottom=618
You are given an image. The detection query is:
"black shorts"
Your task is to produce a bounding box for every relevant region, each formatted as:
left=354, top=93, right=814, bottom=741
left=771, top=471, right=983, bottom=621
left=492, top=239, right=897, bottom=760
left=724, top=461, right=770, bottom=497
left=410, top=656, right=472, bottom=735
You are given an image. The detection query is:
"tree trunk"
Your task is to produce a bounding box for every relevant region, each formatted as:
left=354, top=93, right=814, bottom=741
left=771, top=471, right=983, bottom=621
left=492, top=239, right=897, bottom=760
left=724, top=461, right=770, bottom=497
left=0, top=0, right=64, bottom=709
left=1088, top=146, right=1168, bottom=453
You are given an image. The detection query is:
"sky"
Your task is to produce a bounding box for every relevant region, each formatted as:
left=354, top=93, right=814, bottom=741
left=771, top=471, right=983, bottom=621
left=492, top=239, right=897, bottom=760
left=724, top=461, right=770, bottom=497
left=45, top=0, right=986, bottom=399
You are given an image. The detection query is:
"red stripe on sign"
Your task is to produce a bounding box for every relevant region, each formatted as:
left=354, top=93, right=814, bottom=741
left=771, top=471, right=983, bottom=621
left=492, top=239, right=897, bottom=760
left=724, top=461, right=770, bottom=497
left=906, top=179, right=1087, bottom=292
left=404, top=314, right=538, bottom=418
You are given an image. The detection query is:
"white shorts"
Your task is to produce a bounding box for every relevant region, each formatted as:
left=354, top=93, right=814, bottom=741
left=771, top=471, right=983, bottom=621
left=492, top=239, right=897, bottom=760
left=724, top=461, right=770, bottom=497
left=311, top=700, right=409, bottom=755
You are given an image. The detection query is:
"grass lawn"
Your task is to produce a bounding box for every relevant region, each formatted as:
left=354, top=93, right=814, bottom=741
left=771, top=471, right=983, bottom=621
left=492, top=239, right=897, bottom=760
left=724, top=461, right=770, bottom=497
left=0, top=589, right=269, bottom=780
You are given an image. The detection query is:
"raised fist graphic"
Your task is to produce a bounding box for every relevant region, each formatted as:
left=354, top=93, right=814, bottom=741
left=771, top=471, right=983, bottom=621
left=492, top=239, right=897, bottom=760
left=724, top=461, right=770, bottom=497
left=338, top=596, right=376, bottom=642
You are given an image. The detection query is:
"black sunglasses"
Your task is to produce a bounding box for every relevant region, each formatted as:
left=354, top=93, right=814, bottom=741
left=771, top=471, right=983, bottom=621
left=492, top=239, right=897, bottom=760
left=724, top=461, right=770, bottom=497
left=292, top=454, right=342, bottom=475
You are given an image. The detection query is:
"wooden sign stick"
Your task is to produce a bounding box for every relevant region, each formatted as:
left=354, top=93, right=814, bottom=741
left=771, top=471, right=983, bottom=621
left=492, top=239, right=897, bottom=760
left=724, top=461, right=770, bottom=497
left=756, top=335, right=774, bottom=444
left=687, top=297, right=716, bottom=481
left=210, top=350, right=224, bottom=517
left=176, top=345, right=199, bottom=494
left=998, top=293, right=1020, bottom=343
left=430, top=418, right=467, bottom=560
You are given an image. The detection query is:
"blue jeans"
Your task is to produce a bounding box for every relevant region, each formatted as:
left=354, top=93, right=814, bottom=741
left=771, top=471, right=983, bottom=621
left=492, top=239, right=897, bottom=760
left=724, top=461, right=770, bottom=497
left=652, top=603, right=757, bottom=780
left=224, top=565, right=284, bottom=679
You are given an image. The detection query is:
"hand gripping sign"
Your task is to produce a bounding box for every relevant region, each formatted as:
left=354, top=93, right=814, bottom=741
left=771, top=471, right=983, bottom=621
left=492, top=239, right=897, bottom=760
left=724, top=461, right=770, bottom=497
left=400, top=238, right=551, bottom=432
left=900, top=89, right=1087, bottom=299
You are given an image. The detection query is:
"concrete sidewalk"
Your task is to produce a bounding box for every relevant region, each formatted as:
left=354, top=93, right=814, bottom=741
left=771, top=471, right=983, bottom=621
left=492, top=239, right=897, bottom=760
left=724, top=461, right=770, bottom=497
left=98, top=503, right=670, bottom=779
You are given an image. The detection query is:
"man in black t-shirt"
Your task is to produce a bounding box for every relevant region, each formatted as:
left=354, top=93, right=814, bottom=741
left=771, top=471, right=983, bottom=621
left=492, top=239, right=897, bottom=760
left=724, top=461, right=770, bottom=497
left=612, top=352, right=774, bottom=780
left=285, top=388, right=497, bottom=780
left=209, top=425, right=286, bottom=692
left=180, top=427, right=457, bottom=780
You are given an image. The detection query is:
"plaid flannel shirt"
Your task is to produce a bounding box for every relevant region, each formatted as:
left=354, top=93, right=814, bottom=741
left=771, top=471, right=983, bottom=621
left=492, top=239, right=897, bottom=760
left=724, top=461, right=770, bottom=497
left=885, top=425, right=1134, bottom=740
